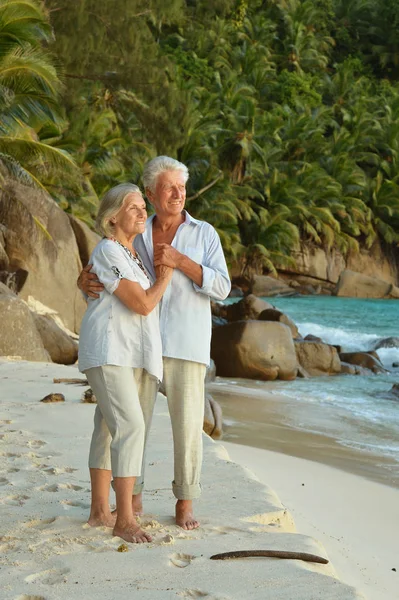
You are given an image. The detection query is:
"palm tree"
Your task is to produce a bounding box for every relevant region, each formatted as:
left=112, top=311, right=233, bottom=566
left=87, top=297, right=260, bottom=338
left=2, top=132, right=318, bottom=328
left=0, top=0, right=80, bottom=189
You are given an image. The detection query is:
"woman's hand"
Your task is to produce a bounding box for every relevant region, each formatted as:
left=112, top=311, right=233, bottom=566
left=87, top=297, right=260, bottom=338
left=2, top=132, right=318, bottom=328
left=155, top=264, right=174, bottom=282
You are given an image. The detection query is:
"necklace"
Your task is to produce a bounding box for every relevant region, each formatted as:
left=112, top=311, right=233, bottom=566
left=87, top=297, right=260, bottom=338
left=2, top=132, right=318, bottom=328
left=108, top=237, right=150, bottom=280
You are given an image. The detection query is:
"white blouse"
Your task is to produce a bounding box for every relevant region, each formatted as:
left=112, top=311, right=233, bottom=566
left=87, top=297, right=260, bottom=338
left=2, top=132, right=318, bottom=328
left=78, top=238, right=163, bottom=381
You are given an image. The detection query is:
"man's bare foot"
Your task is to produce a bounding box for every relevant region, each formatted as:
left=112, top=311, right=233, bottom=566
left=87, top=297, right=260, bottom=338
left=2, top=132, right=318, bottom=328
left=113, top=520, right=152, bottom=543
left=132, top=492, right=143, bottom=516
left=175, top=499, right=200, bottom=530
left=87, top=510, right=116, bottom=528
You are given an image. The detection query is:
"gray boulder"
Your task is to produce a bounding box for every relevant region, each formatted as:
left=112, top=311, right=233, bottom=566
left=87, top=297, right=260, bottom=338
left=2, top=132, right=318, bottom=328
left=373, top=337, right=399, bottom=350
left=68, top=214, right=101, bottom=268
left=0, top=175, right=87, bottom=332
left=224, top=294, right=274, bottom=322
left=334, top=269, right=399, bottom=299
left=0, top=284, right=50, bottom=361
left=339, top=351, right=387, bottom=374
left=258, top=308, right=299, bottom=338
left=250, top=275, right=296, bottom=297
left=295, top=341, right=341, bottom=376
left=211, top=321, right=297, bottom=381
left=32, top=313, right=78, bottom=365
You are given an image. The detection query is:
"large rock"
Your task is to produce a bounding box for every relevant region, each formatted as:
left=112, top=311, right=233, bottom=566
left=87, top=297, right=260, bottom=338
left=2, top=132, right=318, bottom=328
left=283, top=245, right=346, bottom=284
left=0, top=174, right=87, bottom=332
left=250, top=275, right=295, bottom=297
left=203, top=393, right=223, bottom=439
left=223, top=294, right=274, bottom=322
left=0, top=284, right=50, bottom=361
left=68, top=214, right=101, bottom=267
left=294, top=341, right=341, bottom=376
left=211, top=321, right=297, bottom=381
left=334, top=270, right=398, bottom=299
left=339, top=352, right=387, bottom=374
left=32, top=313, right=78, bottom=365
left=258, top=308, right=299, bottom=338
left=373, top=337, right=399, bottom=350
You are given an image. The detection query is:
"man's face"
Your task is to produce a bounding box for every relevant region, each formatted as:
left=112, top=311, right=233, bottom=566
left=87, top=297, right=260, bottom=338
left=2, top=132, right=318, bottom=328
left=147, top=170, right=186, bottom=218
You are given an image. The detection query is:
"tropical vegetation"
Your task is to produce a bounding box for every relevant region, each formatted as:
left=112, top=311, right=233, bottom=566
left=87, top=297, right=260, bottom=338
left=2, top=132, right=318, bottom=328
left=2, top=0, right=399, bottom=275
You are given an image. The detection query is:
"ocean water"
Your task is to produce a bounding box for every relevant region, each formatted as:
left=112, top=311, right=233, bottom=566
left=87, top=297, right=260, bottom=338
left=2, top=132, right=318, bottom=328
left=221, top=296, right=399, bottom=484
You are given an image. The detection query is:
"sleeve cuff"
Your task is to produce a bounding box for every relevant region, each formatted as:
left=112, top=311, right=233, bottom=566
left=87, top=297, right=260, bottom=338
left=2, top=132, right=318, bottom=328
left=193, top=264, right=215, bottom=295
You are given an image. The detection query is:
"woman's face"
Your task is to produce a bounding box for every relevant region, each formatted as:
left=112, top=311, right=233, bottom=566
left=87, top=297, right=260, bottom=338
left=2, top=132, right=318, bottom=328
left=113, top=192, right=147, bottom=236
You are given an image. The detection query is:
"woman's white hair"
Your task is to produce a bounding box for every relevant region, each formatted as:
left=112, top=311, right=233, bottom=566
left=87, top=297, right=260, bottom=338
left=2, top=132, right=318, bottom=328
left=95, top=183, right=143, bottom=238
left=142, top=156, right=189, bottom=193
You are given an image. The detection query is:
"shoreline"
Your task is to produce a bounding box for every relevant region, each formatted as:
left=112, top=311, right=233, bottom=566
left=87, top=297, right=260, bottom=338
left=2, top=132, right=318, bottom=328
left=207, top=378, right=399, bottom=489
left=222, top=441, right=399, bottom=600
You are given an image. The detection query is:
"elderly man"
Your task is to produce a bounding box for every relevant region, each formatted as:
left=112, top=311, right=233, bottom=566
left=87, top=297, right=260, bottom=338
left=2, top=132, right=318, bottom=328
left=79, top=156, right=231, bottom=529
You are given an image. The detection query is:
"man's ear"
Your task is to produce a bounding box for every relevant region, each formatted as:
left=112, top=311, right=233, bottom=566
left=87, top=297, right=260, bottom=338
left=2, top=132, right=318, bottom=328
left=145, top=187, right=154, bottom=205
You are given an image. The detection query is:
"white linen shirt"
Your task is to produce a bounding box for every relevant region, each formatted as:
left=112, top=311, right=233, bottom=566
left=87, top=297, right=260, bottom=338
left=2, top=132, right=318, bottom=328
left=134, top=211, right=231, bottom=366
left=78, top=238, right=163, bottom=381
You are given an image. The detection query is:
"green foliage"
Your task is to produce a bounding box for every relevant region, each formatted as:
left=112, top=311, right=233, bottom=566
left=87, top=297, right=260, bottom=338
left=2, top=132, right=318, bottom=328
left=2, top=0, right=399, bottom=273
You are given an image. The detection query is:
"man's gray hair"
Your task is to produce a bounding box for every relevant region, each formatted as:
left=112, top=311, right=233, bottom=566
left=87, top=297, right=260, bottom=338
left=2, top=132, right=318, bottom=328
left=143, top=156, right=189, bottom=193
left=95, top=183, right=143, bottom=238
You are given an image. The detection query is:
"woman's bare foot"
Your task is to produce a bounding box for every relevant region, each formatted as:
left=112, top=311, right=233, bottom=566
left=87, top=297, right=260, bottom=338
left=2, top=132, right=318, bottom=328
left=113, top=519, right=152, bottom=543
left=175, top=500, right=200, bottom=530
left=87, top=510, right=116, bottom=528
left=132, top=492, right=143, bottom=516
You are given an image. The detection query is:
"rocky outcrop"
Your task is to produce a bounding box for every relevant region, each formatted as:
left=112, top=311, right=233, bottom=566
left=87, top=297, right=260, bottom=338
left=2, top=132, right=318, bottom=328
left=294, top=341, right=341, bottom=376
left=334, top=270, right=399, bottom=299
left=258, top=308, right=300, bottom=338
left=278, top=240, right=398, bottom=289
left=211, top=321, right=297, bottom=381
left=68, top=214, right=101, bottom=268
left=0, top=283, right=50, bottom=362
left=339, top=352, right=387, bottom=374
left=32, top=313, right=78, bottom=365
left=0, top=175, right=87, bottom=332
left=250, top=275, right=295, bottom=297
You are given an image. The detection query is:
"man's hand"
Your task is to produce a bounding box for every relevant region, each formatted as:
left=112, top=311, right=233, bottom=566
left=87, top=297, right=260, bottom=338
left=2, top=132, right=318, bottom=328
left=153, top=244, right=183, bottom=269
left=77, top=264, right=104, bottom=299
left=155, top=263, right=174, bottom=282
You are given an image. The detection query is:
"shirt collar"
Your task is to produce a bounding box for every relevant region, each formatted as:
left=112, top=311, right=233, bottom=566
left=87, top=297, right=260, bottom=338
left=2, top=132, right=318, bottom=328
left=145, top=210, right=199, bottom=230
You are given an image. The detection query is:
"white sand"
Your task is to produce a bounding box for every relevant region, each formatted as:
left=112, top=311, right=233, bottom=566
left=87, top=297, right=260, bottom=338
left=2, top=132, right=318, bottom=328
left=0, top=359, right=368, bottom=599
left=223, top=443, right=399, bottom=600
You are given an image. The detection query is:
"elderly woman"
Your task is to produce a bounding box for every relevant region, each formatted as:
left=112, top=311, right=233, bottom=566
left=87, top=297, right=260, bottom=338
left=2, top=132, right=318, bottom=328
left=78, top=183, right=173, bottom=544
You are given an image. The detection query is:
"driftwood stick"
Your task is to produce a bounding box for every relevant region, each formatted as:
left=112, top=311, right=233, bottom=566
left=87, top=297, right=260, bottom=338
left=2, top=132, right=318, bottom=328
left=53, top=378, right=88, bottom=385
left=210, top=550, right=328, bottom=564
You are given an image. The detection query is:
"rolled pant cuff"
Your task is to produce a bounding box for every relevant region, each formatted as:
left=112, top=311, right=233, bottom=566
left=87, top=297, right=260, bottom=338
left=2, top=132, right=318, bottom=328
left=172, top=481, right=201, bottom=500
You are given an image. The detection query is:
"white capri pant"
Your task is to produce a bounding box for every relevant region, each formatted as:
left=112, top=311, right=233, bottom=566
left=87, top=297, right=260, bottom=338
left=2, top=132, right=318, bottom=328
left=85, top=365, right=158, bottom=478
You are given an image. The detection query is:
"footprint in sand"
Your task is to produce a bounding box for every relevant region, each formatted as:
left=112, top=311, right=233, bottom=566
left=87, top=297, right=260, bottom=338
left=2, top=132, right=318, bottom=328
left=39, top=483, right=83, bottom=492
left=0, top=419, right=12, bottom=425
left=25, top=567, right=70, bottom=585
left=0, top=476, right=9, bottom=486
left=23, top=517, right=57, bottom=530
left=169, top=552, right=196, bottom=568
left=7, top=467, right=20, bottom=473
left=2, top=494, right=29, bottom=506
left=27, top=440, right=47, bottom=449
left=179, top=592, right=230, bottom=600
left=44, top=466, right=77, bottom=475
left=60, top=500, right=90, bottom=509
left=14, top=595, right=47, bottom=600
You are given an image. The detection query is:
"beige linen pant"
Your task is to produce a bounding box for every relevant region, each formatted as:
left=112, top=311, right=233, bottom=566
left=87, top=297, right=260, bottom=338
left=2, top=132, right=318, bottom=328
left=134, top=357, right=206, bottom=500
left=86, top=366, right=158, bottom=478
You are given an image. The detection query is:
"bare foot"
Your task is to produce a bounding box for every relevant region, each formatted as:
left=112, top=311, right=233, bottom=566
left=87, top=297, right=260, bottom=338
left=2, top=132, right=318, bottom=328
left=113, top=520, right=152, bottom=543
left=175, top=500, right=200, bottom=530
left=132, top=492, right=143, bottom=516
left=87, top=510, right=116, bottom=528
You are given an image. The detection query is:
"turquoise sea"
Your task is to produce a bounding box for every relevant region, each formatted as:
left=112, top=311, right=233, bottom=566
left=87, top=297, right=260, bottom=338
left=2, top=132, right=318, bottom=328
left=218, top=296, right=399, bottom=486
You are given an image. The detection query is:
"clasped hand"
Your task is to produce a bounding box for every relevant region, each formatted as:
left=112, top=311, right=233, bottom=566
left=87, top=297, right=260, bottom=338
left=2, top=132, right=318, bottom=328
left=153, top=243, right=182, bottom=269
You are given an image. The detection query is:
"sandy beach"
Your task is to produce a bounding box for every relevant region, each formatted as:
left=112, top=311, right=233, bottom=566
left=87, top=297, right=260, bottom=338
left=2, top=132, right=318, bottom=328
left=0, top=358, right=389, bottom=600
